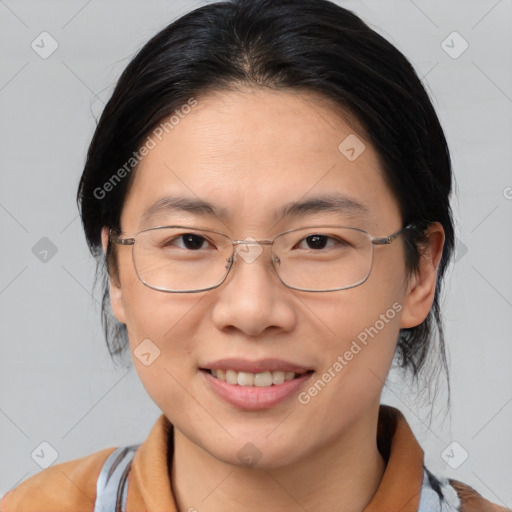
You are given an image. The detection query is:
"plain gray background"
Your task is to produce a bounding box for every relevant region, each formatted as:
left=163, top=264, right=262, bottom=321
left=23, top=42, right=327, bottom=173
left=1, top=0, right=511, bottom=506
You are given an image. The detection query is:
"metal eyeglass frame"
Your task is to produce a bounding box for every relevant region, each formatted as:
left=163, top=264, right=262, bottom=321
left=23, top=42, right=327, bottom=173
left=109, top=223, right=417, bottom=293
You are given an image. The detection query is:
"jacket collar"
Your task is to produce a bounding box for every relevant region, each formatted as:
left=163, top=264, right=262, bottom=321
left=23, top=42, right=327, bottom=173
left=127, top=404, right=425, bottom=510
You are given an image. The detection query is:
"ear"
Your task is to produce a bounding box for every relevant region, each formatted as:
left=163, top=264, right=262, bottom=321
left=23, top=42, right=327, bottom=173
left=400, top=222, right=445, bottom=329
left=101, top=227, right=127, bottom=325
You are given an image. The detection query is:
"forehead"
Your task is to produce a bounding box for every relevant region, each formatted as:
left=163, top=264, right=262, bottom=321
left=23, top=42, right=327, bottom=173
left=122, top=87, right=399, bottom=232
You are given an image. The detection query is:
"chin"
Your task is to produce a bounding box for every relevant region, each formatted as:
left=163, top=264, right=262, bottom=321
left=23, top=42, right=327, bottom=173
left=204, top=436, right=307, bottom=470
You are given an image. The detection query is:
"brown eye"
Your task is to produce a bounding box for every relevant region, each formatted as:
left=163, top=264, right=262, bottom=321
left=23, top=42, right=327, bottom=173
left=177, top=233, right=208, bottom=250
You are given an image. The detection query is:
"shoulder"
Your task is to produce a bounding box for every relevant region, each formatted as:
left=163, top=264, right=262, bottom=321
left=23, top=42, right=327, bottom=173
left=421, top=467, right=511, bottom=512
left=450, top=479, right=511, bottom=512
left=1, top=446, right=117, bottom=512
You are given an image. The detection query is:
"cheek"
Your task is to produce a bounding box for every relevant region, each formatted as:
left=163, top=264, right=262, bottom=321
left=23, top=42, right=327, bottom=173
left=299, top=253, right=407, bottom=395
left=315, top=292, right=402, bottom=373
left=120, top=283, right=207, bottom=417
left=116, top=250, right=198, bottom=343
left=294, top=291, right=403, bottom=435
left=343, top=255, right=406, bottom=368
left=116, top=256, right=204, bottom=395
left=123, top=283, right=204, bottom=362
left=303, top=264, right=405, bottom=350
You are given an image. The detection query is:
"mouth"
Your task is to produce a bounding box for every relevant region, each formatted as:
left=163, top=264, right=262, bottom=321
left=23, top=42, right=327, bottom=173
left=202, top=368, right=313, bottom=387
left=199, top=358, right=315, bottom=409
left=199, top=362, right=314, bottom=410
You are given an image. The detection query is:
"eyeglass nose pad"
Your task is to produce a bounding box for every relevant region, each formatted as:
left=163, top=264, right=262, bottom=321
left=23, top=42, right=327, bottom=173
left=224, top=249, right=280, bottom=270
left=225, top=255, right=234, bottom=270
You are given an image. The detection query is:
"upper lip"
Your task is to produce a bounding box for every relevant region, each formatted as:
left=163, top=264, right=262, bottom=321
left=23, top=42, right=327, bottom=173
left=201, top=358, right=313, bottom=374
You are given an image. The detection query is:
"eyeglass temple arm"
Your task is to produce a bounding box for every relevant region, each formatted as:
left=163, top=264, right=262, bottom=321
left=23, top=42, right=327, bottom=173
left=109, top=229, right=135, bottom=246
left=371, top=223, right=417, bottom=246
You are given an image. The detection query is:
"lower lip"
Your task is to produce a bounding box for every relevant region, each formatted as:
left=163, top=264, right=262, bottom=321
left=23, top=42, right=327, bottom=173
left=201, top=370, right=313, bottom=410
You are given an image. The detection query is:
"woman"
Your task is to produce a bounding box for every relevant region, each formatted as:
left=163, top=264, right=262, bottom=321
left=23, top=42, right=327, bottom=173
left=2, top=0, right=507, bottom=510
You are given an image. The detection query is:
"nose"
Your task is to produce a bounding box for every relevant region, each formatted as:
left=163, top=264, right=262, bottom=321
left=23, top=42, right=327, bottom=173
left=209, top=242, right=297, bottom=337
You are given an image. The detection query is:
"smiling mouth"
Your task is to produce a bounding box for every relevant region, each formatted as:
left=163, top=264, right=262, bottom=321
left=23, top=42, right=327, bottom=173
left=202, top=368, right=313, bottom=387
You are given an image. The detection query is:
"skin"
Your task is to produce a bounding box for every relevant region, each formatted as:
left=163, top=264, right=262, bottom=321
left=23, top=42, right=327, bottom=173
left=100, top=87, right=444, bottom=512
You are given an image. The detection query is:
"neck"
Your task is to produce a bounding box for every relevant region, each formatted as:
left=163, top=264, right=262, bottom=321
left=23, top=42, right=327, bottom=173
left=171, top=405, right=386, bottom=512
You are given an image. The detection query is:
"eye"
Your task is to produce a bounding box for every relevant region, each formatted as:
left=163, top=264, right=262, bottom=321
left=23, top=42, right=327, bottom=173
left=296, top=234, right=343, bottom=250
left=162, top=233, right=212, bottom=251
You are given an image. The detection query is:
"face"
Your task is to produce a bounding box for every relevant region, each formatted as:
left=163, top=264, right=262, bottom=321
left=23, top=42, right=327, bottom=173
left=102, top=87, right=441, bottom=468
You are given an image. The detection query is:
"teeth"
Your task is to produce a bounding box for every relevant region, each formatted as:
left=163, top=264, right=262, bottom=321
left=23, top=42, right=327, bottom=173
left=225, top=369, right=238, bottom=385
left=210, top=369, right=303, bottom=387
left=237, top=371, right=254, bottom=386
left=254, top=372, right=272, bottom=387
left=272, top=371, right=285, bottom=385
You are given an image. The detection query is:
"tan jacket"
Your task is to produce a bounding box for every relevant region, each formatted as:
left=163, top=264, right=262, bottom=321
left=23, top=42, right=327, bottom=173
left=2, top=405, right=509, bottom=511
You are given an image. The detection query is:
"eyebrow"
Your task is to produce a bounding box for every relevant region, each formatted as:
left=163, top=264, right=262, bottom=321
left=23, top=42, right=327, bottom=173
left=139, top=193, right=369, bottom=227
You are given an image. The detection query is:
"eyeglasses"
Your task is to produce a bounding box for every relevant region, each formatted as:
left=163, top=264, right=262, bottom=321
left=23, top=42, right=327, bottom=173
left=109, top=223, right=416, bottom=293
